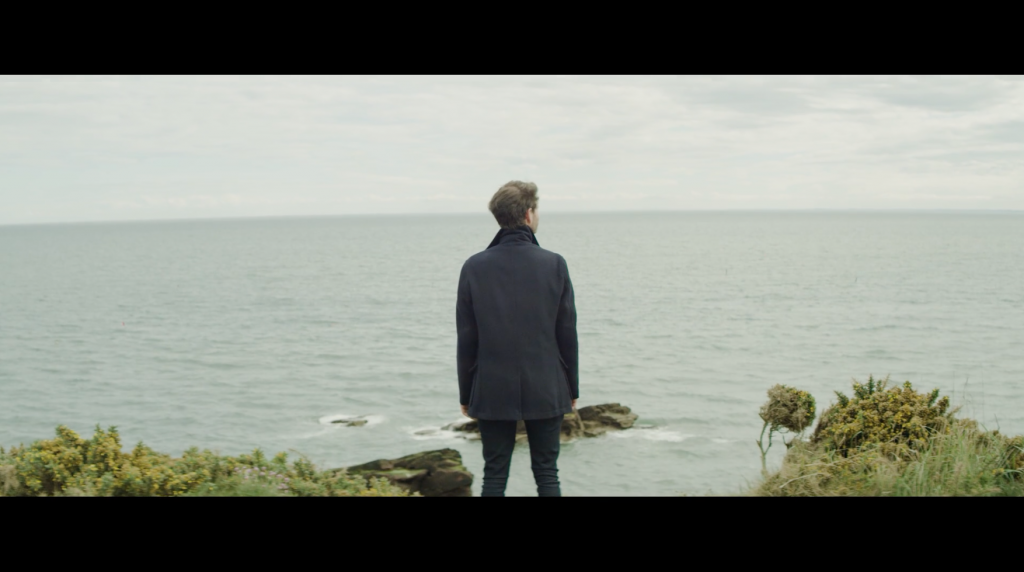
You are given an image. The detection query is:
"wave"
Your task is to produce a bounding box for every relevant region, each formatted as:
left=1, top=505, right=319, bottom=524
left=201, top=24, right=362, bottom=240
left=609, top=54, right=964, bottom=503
left=406, top=419, right=479, bottom=441
left=607, top=427, right=696, bottom=442
left=407, top=426, right=475, bottom=441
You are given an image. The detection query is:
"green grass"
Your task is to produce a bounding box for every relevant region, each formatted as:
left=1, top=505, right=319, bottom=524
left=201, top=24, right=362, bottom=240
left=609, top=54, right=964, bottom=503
left=182, top=476, right=289, bottom=497
left=751, top=420, right=1024, bottom=497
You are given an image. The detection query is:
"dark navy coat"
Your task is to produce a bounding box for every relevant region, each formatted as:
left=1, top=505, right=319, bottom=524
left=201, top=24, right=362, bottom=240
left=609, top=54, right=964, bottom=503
left=456, top=226, right=579, bottom=420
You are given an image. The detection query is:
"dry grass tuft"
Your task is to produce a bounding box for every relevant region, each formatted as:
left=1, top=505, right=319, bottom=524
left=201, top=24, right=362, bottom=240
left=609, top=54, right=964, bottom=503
left=0, top=464, right=21, bottom=497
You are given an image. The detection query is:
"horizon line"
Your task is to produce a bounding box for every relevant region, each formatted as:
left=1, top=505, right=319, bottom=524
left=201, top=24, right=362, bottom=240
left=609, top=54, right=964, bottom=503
left=3, top=207, right=1023, bottom=228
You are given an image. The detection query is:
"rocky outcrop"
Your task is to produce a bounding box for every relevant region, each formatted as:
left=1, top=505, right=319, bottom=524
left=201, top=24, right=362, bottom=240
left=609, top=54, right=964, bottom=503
left=444, top=403, right=638, bottom=443
left=575, top=403, right=639, bottom=434
left=340, top=448, right=473, bottom=497
left=331, top=417, right=368, bottom=427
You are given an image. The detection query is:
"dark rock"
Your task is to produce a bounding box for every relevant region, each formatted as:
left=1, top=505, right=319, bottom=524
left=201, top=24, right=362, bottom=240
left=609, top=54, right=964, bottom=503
left=444, top=403, right=638, bottom=442
left=577, top=403, right=638, bottom=435
left=341, top=448, right=473, bottom=497
left=331, top=417, right=368, bottom=427
left=452, top=419, right=480, bottom=433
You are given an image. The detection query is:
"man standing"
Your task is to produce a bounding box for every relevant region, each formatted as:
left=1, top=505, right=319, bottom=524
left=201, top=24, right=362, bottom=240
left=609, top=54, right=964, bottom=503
left=456, top=181, right=579, bottom=497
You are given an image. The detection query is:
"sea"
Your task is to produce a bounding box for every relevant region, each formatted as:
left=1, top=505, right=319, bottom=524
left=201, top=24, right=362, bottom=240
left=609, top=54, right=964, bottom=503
left=1, top=211, right=1022, bottom=496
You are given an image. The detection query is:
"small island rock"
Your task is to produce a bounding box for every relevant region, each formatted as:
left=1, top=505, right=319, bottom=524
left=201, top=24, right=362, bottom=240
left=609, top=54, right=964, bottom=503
left=444, top=403, right=638, bottom=442
left=331, top=417, right=368, bottom=427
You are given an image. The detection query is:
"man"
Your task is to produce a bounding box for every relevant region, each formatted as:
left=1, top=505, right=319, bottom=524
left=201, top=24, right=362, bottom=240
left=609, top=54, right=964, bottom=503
left=456, top=181, right=579, bottom=497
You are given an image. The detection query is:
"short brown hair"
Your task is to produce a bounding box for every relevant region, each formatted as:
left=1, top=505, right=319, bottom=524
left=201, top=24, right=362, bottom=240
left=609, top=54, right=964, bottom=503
left=489, top=181, right=538, bottom=229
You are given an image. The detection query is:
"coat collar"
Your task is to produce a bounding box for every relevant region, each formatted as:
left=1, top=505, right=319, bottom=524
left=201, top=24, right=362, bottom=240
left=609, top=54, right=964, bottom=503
left=486, top=225, right=540, bottom=249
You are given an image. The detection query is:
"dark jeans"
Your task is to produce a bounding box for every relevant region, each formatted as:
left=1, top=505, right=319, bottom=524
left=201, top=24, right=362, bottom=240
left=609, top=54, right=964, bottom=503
left=477, top=416, right=562, bottom=497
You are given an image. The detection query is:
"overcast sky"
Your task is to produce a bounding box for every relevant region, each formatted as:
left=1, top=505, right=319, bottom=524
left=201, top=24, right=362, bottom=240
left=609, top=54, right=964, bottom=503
left=1, top=75, right=1022, bottom=225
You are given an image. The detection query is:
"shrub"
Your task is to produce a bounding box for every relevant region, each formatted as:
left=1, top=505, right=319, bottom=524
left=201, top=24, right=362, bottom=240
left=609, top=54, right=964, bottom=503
left=760, top=384, right=816, bottom=433
left=812, top=375, right=951, bottom=458
left=756, top=385, right=816, bottom=473
left=755, top=419, right=1024, bottom=497
left=0, top=425, right=410, bottom=497
left=752, top=377, right=1024, bottom=497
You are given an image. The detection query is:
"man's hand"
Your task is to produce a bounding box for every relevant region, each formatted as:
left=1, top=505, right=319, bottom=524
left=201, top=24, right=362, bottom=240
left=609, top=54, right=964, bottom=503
left=572, top=399, right=577, bottom=410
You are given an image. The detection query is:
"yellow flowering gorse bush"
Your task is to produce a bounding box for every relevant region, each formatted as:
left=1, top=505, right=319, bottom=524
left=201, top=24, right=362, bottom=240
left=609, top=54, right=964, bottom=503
left=0, top=425, right=410, bottom=497
left=812, top=375, right=951, bottom=457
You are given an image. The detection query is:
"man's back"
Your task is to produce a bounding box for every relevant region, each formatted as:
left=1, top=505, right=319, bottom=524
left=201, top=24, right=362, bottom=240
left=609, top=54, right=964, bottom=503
left=457, top=227, right=579, bottom=420
left=458, top=180, right=577, bottom=497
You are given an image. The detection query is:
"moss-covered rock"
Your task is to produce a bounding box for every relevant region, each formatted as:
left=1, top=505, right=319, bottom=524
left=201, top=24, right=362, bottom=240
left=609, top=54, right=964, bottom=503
left=342, top=448, right=473, bottom=497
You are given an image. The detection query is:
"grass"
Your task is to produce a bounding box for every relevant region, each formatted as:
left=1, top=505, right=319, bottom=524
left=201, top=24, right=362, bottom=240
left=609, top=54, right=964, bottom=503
left=750, top=397, right=1024, bottom=496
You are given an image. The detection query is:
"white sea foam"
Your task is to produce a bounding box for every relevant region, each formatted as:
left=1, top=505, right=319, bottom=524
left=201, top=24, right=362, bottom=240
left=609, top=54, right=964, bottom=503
left=407, top=420, right=478, bottom=441
left=608, top=428, right=696, bottom=442
left=298, top=426, right=335, bottom=439
left=408, top=427, right=474, bottom=441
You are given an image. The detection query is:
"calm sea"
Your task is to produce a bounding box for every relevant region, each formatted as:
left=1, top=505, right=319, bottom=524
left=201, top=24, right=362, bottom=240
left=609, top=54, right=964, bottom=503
left=2, top=212, right=1022, bottom=495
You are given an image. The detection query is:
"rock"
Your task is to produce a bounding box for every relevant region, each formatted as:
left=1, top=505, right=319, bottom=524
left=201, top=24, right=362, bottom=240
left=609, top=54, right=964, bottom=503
left=451, top=419, right=479, bottom=433
left=331, top=417, right=368, bottom=427
left=577, top=403, right=638, bottom=436
left=444, top=403, right=638, bottom=442
left=341, top=448, right=473, bottom=497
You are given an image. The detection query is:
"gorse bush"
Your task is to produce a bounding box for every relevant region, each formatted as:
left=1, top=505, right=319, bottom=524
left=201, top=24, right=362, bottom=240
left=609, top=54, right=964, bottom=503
left=760, top=385, right=816, bottom=433
left=752, top=376, right=1024, bottom=497
left=756, top=385, right=816, bottom=473
left=812, top=375, right=952, bottom=458
left=0, top=425, right=409, bottom=497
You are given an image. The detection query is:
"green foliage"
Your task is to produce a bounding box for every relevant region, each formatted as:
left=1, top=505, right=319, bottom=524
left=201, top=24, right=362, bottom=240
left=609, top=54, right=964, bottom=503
left=752, top=377, right=1024, bottom=497
left=893, top=424, right=1024, bottom=496
left=0, top=425, right=410, bottom=497
left=0, top=447, right=18, bottom=497
left=756, top=385, right=817, bottom=474
left=812, top=375, right=951, bottom=458
left=760, top=385, right=816, bottom=433
left=754, top=420, right=1024, bottom=497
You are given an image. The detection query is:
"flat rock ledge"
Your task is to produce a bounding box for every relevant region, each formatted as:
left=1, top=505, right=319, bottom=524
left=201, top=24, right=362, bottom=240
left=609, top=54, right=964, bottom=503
left=331, top=416, right=368, bottom=427
left=444, top=403, right=638, bottom=443
left=339, top=448, right=473, bottom=497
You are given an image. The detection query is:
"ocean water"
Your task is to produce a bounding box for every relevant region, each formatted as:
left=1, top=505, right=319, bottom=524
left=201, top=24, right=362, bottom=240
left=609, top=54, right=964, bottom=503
left=2, top=211, right=1022, bottom=496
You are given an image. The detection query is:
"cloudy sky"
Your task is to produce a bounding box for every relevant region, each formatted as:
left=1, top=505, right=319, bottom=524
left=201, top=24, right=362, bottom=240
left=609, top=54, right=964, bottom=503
left=2, top=75, right=1022, bottom=225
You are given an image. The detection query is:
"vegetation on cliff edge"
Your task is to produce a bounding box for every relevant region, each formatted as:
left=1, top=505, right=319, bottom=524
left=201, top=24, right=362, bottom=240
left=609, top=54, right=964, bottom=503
left=0, top=425, right=410, bottom=497
left=751, top=376, right=1024, bottom=496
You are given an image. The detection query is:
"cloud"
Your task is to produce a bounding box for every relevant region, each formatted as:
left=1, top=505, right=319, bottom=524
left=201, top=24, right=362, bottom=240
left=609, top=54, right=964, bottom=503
left=1, top=75, right=1023, bottom=225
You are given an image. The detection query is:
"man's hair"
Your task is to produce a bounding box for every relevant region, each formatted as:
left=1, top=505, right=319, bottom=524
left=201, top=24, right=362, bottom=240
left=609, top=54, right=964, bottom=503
left=488, top=181, right=538, bottom=229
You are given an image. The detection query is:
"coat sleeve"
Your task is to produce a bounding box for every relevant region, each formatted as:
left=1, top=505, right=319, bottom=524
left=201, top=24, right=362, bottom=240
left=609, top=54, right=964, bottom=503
left=456, top=262, right=478, bottom=406
left=555, top=256, right=579, bottom=399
